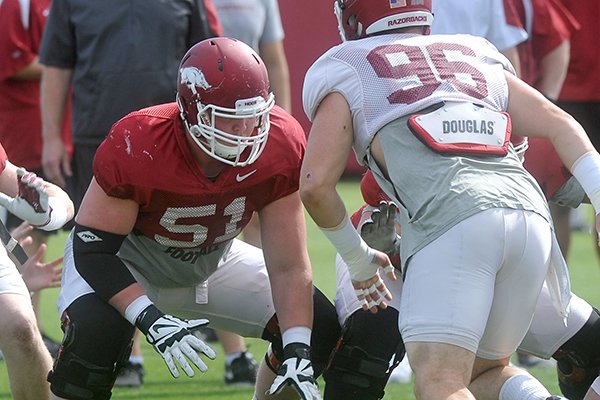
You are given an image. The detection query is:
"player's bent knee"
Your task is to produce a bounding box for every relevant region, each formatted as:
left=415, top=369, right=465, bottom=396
left=554, top=307, right=600, bottom=400
left=323, top=307, right=404, bottom=400
left=48, top=351, right=117, bottom=400
left=48, top=294, right=135, bottom=400
left=0, top=314, right=38, bottom=347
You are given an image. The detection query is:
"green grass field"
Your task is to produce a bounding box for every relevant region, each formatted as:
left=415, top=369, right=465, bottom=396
left=0, top=179, right=599, bottom=399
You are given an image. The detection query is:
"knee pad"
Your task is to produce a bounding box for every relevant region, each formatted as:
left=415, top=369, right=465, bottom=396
left=323, top=307, right=404, bottom=400
left=262, top=286, right=341, bottom=377
left=554, top=307, right=600, bottom=400
left=48, top=294, right=135, bottom=400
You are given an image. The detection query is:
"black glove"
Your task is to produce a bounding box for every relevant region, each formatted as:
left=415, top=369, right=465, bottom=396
left=267, top=343, right=322, bottom=399
left=360, top=201, right=400, bottom=255
left=136, top=305, right=216, bottom=378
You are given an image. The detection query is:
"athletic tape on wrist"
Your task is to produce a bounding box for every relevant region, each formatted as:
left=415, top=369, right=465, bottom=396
left=571, top=152, right=600, bottom=213
left=321, top=216, right=377, bottom=281
left=124, top=295, right=153, bottom=325
left=39, top=196, right=69, bottom=231
left=282, top=326, right=311, bottom=347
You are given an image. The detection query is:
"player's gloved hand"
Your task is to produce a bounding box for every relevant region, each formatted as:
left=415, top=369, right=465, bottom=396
left=267, top=343, right=322, bottom=400
left=135, top=304, right=216, bottom=378
left=359, top=201, right=400, bottom=255
left=0, top=168, right=51, bottom=226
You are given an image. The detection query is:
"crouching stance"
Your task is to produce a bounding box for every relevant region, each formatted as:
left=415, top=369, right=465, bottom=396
left=47, top=38, right=340, bottom=400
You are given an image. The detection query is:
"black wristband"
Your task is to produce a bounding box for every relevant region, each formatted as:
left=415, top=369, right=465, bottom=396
left=135, top=304, right=164, bottom=335
left=283, top=342, right=311, bottom=360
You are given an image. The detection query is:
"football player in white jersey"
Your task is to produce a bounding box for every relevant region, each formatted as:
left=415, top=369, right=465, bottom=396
left=327, top=169, right=600, bottom=400
left=300, top=0, right=600, bottom=399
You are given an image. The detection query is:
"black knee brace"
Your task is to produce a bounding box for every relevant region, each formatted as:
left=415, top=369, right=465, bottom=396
left=554, top=307, right=600, bottom=400
left=47, top=294, right=135, bottom=400
left=262, top=286, right=341, bottom=376
left=323, top=307, right=404, bottom=400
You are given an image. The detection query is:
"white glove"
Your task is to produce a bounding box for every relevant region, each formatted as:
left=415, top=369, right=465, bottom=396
left=267, top=343, right=322, bottom=400
left=0, top=168, right=50, bottom=226
left=136, top=305, right=216, bottom=378
left=359, top=201, right=400, bottom=255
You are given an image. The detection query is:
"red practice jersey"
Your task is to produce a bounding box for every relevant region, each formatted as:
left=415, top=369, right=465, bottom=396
left=0, top=0, right=71, bottom=169
left=94, top=103, right=305, bottom=249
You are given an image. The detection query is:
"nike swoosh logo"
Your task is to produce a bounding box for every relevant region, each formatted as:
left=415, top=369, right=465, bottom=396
left=236, top=170, right=257, bottom=182
left=151, top=323, right=175, bottom=336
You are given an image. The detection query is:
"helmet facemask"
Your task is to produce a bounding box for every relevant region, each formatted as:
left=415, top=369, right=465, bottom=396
left=178, top=92, right=275, bottom=167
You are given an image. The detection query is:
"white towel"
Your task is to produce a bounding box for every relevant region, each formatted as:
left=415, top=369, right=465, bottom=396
left=545, top=234, right=572, bottom=322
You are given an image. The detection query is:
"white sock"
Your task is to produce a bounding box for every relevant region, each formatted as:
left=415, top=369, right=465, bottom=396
left=128, top=355, right=144, bottom=365
left=225, top=351, right=244, bottom=365
left=499, top=373, right=551, bottom=400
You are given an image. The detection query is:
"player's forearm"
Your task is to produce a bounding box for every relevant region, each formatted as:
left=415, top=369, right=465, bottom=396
left=536, top=41, right=570, bottom=100
left=300, top=146, right=349, bottom=229
left=110, top=283, right=148, bottom=316
left=300, top=93, right=354, bottom=229
left=40, top=66, right=72, bottom=141
left=301, top=184, right=348, bottom=230
left=269, top=267, right=314, bottom=333
left=269, top=67, right=292, bottom=112
left=260, top=41, right=291, bottom=112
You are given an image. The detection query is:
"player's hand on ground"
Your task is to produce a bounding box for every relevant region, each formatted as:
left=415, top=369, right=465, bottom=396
left=351, top=249, right=396, bottom=313
left=359, top=201, right=400, bottom=255
left=0, top=168, right=51, bottom=226
left=267, top=343, right=322, bottom=400
left=21, top=243, right=63, bottom=292
left=136, top=305, right=216, bottom=378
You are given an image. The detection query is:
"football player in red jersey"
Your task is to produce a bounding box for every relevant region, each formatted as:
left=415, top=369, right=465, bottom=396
left=46, top=37, right=340, bottom=400
left=300, top=0, right=600, bottom=399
